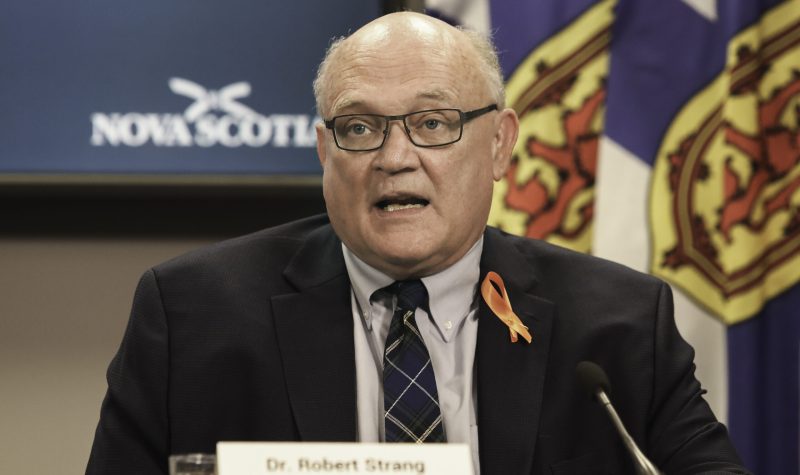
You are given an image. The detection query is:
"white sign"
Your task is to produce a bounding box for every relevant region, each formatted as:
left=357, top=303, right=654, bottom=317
left=216, top=442, right=474, bottom=475
left=90, top=78, right=319, bottom=148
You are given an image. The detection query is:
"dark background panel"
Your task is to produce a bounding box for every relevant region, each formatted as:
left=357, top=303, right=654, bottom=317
left=0, top=184, right=327, bottom=237
left=0, top=0, right=381, bottom=177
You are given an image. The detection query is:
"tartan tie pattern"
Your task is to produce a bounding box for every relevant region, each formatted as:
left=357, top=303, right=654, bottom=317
left=382, top=280, right=446, bottom=443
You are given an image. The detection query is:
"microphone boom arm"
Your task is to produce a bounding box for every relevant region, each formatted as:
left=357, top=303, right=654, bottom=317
left=595, top=389, right=662, bottom=475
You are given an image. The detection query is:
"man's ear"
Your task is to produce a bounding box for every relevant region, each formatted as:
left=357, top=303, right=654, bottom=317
left=492, top=108, right=519, bottom=180
left=316, top=122, right=328, bottom=167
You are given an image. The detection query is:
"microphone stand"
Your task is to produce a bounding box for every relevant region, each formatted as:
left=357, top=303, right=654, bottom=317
left=595, top=389, right=662, bottom=475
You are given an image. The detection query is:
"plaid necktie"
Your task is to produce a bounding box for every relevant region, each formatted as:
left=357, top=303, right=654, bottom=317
left=382, top=280, right=446, bottom=442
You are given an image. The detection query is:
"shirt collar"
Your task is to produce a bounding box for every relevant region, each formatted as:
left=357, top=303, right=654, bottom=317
left=342, top=237, right=483, bottom=340
left=343, top=245, right=395, bottom=326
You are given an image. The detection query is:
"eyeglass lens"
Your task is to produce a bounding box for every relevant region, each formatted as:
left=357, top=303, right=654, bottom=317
left=333, top=109, right=462, bottom=151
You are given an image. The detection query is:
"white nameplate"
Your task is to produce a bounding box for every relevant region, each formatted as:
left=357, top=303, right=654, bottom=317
left=216, top=442, right=473, bottom=475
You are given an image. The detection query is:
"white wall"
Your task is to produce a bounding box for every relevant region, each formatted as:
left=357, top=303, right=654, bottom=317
left=0, top=238, right=213, bottom=474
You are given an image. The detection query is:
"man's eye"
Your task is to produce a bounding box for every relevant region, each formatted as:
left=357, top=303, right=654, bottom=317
left=345, top=122, right=372, bottom=135
left=424, top=119, right=440, bottom=130
left=350, top=124, right=367, bottom=135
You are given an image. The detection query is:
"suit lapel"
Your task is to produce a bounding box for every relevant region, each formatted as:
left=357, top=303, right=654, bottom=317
left=271, top=225, right=357, bottom=441
left=477, top=229, right=555, bottom=474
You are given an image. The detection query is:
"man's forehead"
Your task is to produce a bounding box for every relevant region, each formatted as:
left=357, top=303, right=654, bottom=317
left=331, top=89, right=457, bottom=115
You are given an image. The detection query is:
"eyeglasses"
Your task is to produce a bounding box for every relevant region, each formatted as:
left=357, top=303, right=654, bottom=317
left=324, top=104, right=498, bottom=152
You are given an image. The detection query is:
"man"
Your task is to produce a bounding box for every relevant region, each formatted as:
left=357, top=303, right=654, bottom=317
left=87, top=12, right=748, bottom=474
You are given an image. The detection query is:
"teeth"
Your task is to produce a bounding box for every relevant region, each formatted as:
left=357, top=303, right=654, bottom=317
left=384, top=203, right=425, bottom=212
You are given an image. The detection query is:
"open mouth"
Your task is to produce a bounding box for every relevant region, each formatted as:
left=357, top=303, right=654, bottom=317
left=375, top=196, right=429, bottom=212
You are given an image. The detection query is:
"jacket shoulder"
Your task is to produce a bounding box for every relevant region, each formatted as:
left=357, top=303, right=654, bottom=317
left=152, top=214, right=332, bottom=278
left=488, top=226, right=663, bottom=290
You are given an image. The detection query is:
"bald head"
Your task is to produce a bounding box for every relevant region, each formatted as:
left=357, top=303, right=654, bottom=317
left=313, top=12, right=504, bottom=118
left=312, top=12, right=520, bottom=279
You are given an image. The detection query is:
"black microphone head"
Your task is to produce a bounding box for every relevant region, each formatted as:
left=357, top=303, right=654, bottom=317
left=575, top=361, right=611, bottom=401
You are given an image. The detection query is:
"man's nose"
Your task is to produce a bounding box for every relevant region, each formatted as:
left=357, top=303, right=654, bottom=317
left=375, top=120, right=420, bottom=173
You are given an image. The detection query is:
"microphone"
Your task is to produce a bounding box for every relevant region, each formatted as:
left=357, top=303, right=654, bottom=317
left=575, top=361, right=662, bottom=475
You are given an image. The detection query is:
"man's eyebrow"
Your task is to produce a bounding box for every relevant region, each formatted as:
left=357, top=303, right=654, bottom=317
left=335, top=98, right=365, bottom=110
left=416, top=90, right=453, bottom=102
left=330, top=99, right=367, bottom=116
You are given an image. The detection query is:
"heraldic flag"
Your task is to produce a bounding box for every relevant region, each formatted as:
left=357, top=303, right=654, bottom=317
left=428, top=0, right=800, bottom=472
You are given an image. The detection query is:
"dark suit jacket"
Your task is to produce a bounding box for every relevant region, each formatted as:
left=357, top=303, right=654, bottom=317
left=87, top=214, right=747, bottom=474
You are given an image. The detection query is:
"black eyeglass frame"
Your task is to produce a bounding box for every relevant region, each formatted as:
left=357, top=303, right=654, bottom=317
left=323, top=104, right=498, bottom=152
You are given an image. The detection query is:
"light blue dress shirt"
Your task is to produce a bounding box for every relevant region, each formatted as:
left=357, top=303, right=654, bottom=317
left=343, top=238, right=483, bottom=473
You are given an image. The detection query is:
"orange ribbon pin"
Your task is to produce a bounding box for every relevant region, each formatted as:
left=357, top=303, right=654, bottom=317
left=480, top=271, right=532, bottom=344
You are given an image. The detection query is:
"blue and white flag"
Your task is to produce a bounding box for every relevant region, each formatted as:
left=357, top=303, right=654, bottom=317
left=596, top=1, right=800, bottom=472
left=431, top=0, right=800, bottom=472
